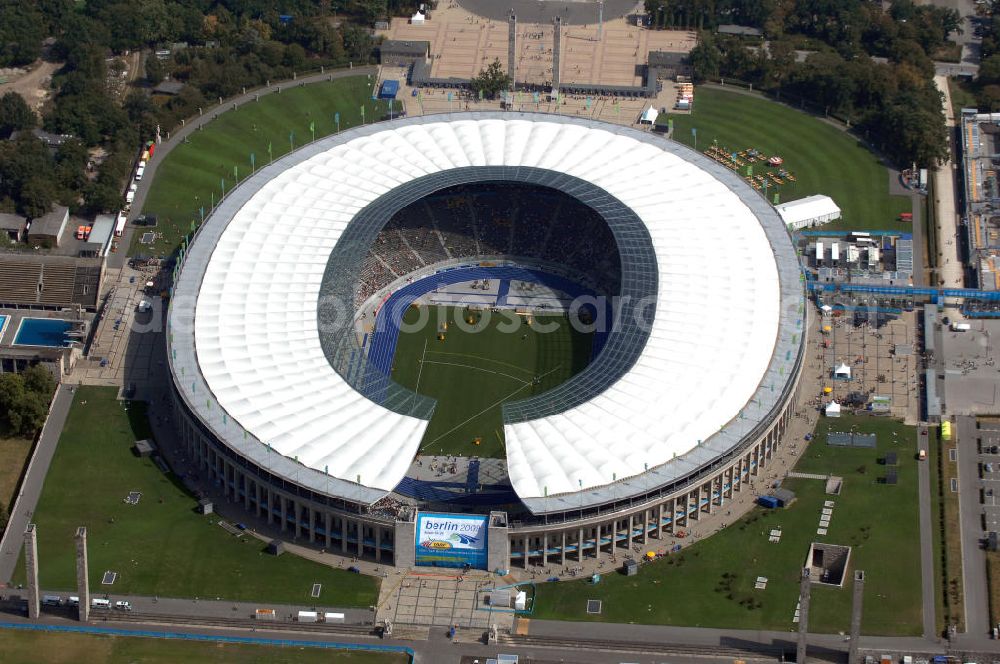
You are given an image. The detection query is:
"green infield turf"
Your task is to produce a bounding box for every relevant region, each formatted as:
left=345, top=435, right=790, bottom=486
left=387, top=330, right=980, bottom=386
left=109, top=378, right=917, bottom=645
left=137, top=76, right=387, bottom=258
left=533, top=415, right=923, bottom=636
left=666, top=87, right=911, bottom=231
left=391, top=305, right=593, bottom=458
left=12, top=386, right=378, bottom=607
left=0, top=629, right=408, bottom=664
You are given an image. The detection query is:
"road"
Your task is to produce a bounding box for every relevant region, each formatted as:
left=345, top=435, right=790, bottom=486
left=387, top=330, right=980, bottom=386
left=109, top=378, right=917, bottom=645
left=917, top=422, right=938, bottom=639
left=955, top=415, right=989, bottom=638
left=932, top=74, right=965, bottom=289
left=0, top=385, right=74, bottom=584
left=110, top=64, right=378, bottom=270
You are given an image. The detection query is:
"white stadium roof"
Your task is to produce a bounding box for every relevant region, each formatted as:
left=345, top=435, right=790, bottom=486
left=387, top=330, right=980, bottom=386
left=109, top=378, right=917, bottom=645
left=169, top=113, right=802, bottom=509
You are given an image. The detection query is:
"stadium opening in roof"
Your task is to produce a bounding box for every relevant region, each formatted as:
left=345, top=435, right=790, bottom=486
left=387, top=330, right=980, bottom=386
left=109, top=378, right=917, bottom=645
left=167, top=113, right=805, bottom=570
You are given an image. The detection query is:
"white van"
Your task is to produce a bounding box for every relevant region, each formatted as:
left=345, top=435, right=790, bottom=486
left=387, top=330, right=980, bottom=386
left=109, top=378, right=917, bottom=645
left=114, top=600, right=132, bottom=611
left=42, top=595, right=62, bottom=606
left=91, top=598, right=111, bottom=609
left=135, top=165, right=145, bottom=181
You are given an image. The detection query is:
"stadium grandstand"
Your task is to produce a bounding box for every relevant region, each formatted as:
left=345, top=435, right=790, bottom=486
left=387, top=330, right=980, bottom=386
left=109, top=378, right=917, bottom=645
left=167, top=113, right=804, bottom=570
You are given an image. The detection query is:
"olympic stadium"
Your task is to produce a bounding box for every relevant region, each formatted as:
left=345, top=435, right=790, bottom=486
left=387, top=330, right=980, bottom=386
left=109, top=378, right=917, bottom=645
left=167, top=113, right=806, bottom=570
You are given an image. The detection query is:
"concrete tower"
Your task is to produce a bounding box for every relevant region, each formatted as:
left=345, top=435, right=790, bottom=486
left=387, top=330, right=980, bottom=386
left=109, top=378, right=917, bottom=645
left=23, top=524, right=39, bottom=619
left=848, top=570, right=865, bottom=664
left=797, top=567, right=811, bottom=663
left=76, top=527, right=90, bottom=622
left=508, top=12, right=517, bottom=89
left=552, top=16, right=562, bottom=92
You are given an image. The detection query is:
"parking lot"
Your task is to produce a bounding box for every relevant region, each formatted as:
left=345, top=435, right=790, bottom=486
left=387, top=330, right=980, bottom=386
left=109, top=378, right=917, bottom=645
left=975, top=421, right=1000, bottom=532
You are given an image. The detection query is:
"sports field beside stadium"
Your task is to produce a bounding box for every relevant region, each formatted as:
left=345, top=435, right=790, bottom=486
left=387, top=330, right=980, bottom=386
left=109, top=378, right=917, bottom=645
left=668, top=87, right=911, bottom=231
left=534, top=415, right=923, bottom=635
left=12, top=387, right=378, bottom=607
left=0, top=629, right=407, bottom=664
left=391, top=305, right=594, bottom=458
left=137, top=76, right=387, bottom=257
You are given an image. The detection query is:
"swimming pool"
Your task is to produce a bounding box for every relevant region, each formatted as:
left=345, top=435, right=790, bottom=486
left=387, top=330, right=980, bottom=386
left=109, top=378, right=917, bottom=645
left=14, top=318, right=74, bottom=347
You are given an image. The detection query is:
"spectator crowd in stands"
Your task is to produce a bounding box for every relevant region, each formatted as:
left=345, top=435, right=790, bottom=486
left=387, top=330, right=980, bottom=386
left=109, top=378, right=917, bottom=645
left=353, top=183, right=621, bottom=307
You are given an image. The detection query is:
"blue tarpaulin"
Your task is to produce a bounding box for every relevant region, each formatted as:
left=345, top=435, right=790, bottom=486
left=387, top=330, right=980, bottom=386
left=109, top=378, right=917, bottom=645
left=379, top=80, right=400, bottom=99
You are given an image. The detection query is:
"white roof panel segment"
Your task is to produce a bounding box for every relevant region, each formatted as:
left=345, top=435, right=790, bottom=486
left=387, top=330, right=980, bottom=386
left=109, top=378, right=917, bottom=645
left=188, top=116, right=781, bottom=498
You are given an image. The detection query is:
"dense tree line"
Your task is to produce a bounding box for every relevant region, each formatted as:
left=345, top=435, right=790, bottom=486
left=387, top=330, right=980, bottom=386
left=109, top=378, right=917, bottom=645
left=0, top=366, right=56, bottom=438
left=0, top=0, right=396, bottom=218
left=667, top=0, right=951, bottom=166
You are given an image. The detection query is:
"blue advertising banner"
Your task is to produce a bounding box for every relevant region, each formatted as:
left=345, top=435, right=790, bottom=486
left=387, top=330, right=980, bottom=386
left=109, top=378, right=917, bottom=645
left=415, top=513, right=489, bottom=569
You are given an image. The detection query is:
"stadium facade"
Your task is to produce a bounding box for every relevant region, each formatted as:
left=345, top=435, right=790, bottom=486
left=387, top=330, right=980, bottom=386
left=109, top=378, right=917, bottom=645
left=167, top=113, right=805, bottom=569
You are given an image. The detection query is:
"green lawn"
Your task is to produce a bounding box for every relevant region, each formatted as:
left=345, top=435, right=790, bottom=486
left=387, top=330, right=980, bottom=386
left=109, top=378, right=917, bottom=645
left=533, top=415, right=923, bottom=636
left=391, top=305, right=593, bottom=458
left=0, top=629, right=407, bottom=664
left=12, top=386, right=378, bottom=607
left=665, top=87, right=911, bottom=231
left=137, top=76, right=387, bottom=258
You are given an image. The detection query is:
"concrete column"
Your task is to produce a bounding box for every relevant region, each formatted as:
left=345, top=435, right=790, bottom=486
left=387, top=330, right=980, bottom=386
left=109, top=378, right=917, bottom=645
left=394, top=517, right=416, bottom=568
left=523, top=536, right=530, bottom=568
left=627, top=514, right=634, bottom=550
left=75, top=526, right=89, bottom=622
left=302, top=504, right=312, bottom=542
left=243, top=472, right=251, bottom=511
left=542, top=532, right=548, bottom=565
left=375, top=527, right=382, bottom=563
left=578, top=528, right=584, bottom=561
left=656, top=504, right=664, bottom=538
left=356, top=520, right=364, bottom=557
left=560, top=532, right=566, bottom=565
left=325, top=511, right=333, bottom=549
left=24, top=524, right=39, bottom=619
left=341, top=517, right=348, bottom=553
left=708, top=480, right=717, bottom=514
left=280, top=495, right=288, bottom=533
left=255, top=482, right=263, bottom=518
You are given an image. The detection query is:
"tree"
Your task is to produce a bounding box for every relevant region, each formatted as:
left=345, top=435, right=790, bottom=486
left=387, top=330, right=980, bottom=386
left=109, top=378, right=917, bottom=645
left=0, top=373, right=26, bottom=434
left=14, top=391, right=49, bottom=437
left=688, top=32, right=723, bottom=82
left=0, top=92, right=36, bottom=139
left=980, top=54, right=1000, bottom=87
left=145, top=52, right=165, bottom=86
left=20, top=177, right=55, bottom=219
left=470, top=59, right=511, bottom=100
left=21, top=364, right=55, bottom=398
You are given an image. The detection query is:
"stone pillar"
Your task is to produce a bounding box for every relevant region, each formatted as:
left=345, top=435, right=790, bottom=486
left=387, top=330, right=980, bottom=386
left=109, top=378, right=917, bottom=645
left=394, top=515, right=416, bottom=568
left=560, top=532, right=566, bottom=565
left=578, top=528, right=585, bottom=561
left=280, top=495, right=288, bottom=533
left=301, top=504, right=310, bottom=541
left=627, top=514, right=634, bottom=550
left=797, top=567, right=812, bottom=664
left=255, top=482, right=263, bottom=518
left=657, top=504, right=664, bottom=538
left=76, top=526, right=89, bottom=622
left=595, top=525, right=602, bottom=560
left=325, top=512, right=333, bottom=549
left=849, top=571, right=865, bottom=664
left=24, top=524, right=39, bottom=619
left=552, top=17, right=562, bottom=91
left=523, top=536, right=529, bottom=568
left=486, top=512, right=511, bottom=571
left=375, top=527, right=382, bottom=563
left=507, top=12, right=517, bottom=88
left=357, top=520, right=364, bottom=557
left=243, top=472, right=251, bottom=511
left=708, top=480, right=717, bottom=514
left=341, top=517, right=349, bottom=553
left=542, top=532, right=548, bottom=565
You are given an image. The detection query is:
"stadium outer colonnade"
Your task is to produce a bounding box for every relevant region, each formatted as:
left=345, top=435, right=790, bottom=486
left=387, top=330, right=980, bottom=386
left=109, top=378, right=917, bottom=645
left=172, top=362, right=799, bottom=570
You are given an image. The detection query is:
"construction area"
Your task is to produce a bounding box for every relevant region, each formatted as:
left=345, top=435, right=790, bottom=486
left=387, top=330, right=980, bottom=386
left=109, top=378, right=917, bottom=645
left=814, top=307, right=920, bottom=423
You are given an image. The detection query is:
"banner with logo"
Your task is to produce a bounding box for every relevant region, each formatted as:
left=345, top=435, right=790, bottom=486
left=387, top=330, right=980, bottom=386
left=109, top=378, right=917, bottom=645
left=415, top=512, right=489, bottom=569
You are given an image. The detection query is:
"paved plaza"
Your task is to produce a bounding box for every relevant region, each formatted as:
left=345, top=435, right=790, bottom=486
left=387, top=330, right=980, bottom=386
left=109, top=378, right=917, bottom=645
left=379, top=572, right=516, bottom=630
